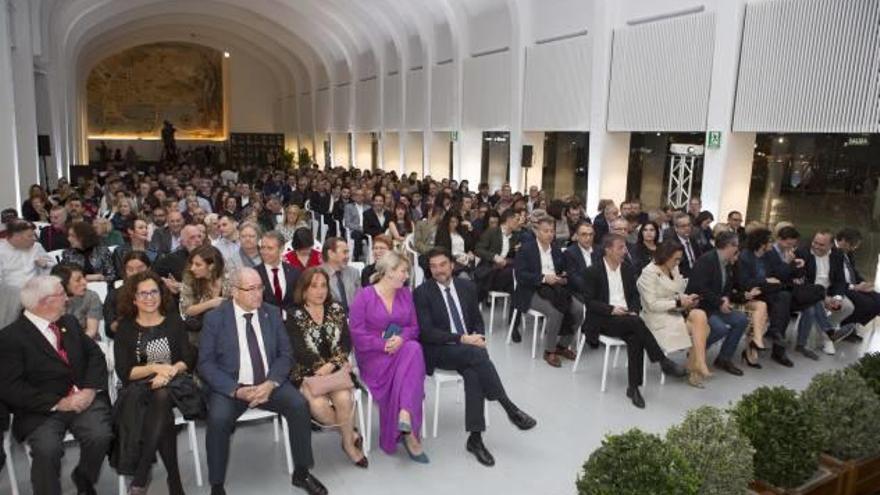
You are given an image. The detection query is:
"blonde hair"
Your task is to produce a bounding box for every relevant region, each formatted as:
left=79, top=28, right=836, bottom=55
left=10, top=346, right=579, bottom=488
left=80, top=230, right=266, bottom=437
left=370, top=250, right=411, bottom=284
left=712, top=222, right=730, bottom=239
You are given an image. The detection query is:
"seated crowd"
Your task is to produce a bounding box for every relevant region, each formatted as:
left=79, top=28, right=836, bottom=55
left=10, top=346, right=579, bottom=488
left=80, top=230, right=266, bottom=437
left=0, top=161, right=876, bottom=495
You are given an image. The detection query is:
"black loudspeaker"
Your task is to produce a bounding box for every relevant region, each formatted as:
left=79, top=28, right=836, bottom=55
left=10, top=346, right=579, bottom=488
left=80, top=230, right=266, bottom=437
left=38, top=135, right=51, bottom=157
left=521, top=145, right=533, bottom=168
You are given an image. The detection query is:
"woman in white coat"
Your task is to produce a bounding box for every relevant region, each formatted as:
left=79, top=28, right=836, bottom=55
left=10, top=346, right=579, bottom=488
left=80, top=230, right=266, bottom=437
left=637, top=240, right=711, bottom=388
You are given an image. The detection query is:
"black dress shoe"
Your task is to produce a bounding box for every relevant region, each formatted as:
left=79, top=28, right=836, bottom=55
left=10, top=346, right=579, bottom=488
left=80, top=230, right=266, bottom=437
left=795, top=345, right=820, bottom=361
left=714, top=358, right=744, bottom=376
left=292, top=472, right=328, bottom=495
left=626, top=387, right=645, bottom=409
left=771, top=350, right=794, bottom=368
left=211, top=485, right=227, bottom=495
left=466, top=436, right=496, bottom=467
left=507, top=409, right=537, bottom=430
left=511, top=327, right=522, bottom=343
left=71, top=467, right=97, bottom=495
left=659, top=358, right=687, bottom=378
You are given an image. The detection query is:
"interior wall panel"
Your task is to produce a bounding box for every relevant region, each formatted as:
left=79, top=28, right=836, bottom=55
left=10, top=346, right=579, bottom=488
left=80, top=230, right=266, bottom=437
left=431, top=63, right=455, bottom=129
left=733, top=0, right=880, bottom=132
left=355, top=78, right=379, bottom=130
left=523, top=36, right=591, bottom=131
left=606, top=13, right=715, bottom=132
left=383, top=74, right=402, bottom=130
left=405, top=69, right=425, bottom=130
left=463, top=51, right=511, bottom=129
left=332, top=85, right=350, bottom=131
left=315, top=88, right=330, bottom=132
left=297, top=93, right=312, bottom=131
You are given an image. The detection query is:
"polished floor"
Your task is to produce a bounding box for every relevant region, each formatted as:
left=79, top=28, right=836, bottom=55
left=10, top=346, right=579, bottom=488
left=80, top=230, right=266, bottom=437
left=3, top=313, right=878, bottom=495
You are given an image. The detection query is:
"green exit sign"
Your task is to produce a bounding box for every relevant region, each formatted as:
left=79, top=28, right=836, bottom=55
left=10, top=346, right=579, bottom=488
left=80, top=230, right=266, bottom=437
left=707, top=131, right=722, bottom=149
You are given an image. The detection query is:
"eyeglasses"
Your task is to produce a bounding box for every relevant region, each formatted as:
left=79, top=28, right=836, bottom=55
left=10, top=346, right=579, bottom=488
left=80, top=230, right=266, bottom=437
left=45, top=291, right=67, bottom=300
left=236, top=284, right=264, bottom=292
left=135, top=289, right=161, bottom=300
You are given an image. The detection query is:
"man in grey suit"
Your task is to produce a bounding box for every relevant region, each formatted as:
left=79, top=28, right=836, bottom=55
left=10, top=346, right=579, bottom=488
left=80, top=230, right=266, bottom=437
left=149, top=209, right=185, bottom=255
left=343, top=188, right=369, bottom=261
left=320, top=237, right=360, bottom=313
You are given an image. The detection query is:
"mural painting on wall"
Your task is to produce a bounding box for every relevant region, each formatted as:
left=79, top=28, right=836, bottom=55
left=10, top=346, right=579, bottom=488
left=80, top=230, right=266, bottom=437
left=87, top=42, right=224, bottom=140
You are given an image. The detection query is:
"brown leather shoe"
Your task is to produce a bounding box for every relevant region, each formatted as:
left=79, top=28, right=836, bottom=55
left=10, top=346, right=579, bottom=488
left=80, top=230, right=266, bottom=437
left=556, top=347, right=577, bottom=360
left=543, top=351, right=562, bottom=368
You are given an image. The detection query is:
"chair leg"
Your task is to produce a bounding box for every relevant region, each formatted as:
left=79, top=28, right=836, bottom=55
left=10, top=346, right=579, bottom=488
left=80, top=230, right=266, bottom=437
left=355, top=391, right=366, bottom=454
left=4, top=436, right=19, bottom=495
left=366, top=392, right=373, bottom=453
left=613, top=346, right=621, bottom=368
left=643, top=351, right=648, bottom=387
left=484, top=400, right=490, bottom=427
left=601, top=345, right=611, bottom=392
left=118, top=475, right=126, bottom=495
left=188, top=421, right=203, bottom=486
left=503, top=298, right=509, bottom=324
left=531, top=315, right=539, bottom=359
left=488, top=296, right=496, bottom=336
left=432, top=379, right=441, bottom=438
left=506, top=309, right=519, bottom=344
left=421, top=402, right=427, bottom=438
left=573, top=333, right=586, bottom=373
left=281, top=418, right=293, bottom=475
left=272, top=415, right=280, bottom=442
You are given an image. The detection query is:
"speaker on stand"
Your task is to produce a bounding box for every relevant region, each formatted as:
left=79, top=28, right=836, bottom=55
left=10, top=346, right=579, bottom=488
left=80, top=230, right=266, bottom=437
left=37, top=135, right=51, bottom=187
left=521, top=144, right=533, bottom=190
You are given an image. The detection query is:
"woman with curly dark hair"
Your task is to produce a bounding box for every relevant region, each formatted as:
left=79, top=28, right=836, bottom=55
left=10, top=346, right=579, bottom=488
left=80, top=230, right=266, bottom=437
left=179, top=245, right=228, bottom=345
left=114, top=270, right=194, bottom=495
left=434, top=210, right=475, bottom=276
left=61, top=220, right=117, bottom=282
left=632, top=221, right=661, bottom=274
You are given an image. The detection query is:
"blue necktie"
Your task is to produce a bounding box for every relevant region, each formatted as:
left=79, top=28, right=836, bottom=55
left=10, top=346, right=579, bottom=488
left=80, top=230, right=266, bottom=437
left=445, top=287, right=466, bottom=335
left=243, top=313, right=266, bottom=384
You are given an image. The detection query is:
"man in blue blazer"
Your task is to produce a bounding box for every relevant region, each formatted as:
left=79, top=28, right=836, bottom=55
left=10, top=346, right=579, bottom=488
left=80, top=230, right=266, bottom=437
left=254, top=230, right=301, bottom=318
left=198, top=267, right=326, bottom=495
left=414, top=248, right=536, bottom=467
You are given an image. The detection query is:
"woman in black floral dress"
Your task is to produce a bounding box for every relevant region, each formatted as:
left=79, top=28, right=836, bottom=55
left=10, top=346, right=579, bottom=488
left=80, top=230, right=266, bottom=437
left=286, top=267, right=366, bottom=468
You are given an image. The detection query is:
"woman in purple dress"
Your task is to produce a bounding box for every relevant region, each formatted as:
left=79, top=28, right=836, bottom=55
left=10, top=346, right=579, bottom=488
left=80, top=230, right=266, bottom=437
left=349, top=251, right=428, bottom=462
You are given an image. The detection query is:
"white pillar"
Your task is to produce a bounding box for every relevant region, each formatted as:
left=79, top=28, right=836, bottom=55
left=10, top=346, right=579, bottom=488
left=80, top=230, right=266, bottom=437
left=10, top=0, right=38, bottom=195
left=586, top=0, right=630, bottom=213
left=701, top=0, right=755, bottom=219
left=0, top=1, right=23, bottom=210
left=459, top=129, right=483, bottom=186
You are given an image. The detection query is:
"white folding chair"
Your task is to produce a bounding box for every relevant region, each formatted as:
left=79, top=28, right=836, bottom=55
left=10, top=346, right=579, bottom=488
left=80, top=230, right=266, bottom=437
left=428, top=371, right=489, bottom=438
left=348, top=261, right=365, bottom=282
left=504, top=271, right=546, bottom=358
left=597, top=335, right=649, bottom=392
left=486, top=291, right=510, bottom=336
left=3, top=432, right=18, bottom=495
left=87, top=281, right=108, bottom=303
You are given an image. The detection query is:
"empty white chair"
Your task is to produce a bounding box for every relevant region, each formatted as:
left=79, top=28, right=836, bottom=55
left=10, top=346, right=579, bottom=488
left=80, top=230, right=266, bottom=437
left=486, top=291, right=511, bottom=336
left=504, top=272, right=546, bottom=358
left=87, top=281, right=108, bottom=303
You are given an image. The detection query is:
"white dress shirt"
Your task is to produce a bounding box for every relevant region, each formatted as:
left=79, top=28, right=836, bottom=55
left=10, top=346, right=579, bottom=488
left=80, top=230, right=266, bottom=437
left=450, top=232, right=466, bottom=256
left=813, top=252, right=831, bottom=288
left=233, top=302, right=269, bottom=385
left=356, top=203, right=365, bottom=228
left=500, top=228, right=512, bottom=258
left=437, top=280, right=466, bottom=334
left=213, top=237, right=241, bottom=266
left=580, top=246, right=594, bottom=268
left=170, top=234, right=181, bottom=252
left=539, top=243, right=555, bottom=275
left=605, top=259, right=627, bottom=308
left=0, top=240, right=51, bottom=288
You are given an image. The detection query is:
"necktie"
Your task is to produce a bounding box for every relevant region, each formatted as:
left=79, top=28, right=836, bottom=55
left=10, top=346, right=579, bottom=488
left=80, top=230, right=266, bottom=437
left=271, top=267, right=283, bottom=303
left=445, top=287, right=466, bottom=335
left=684, top=239, right=695, bottom=264
left=47, top=322, right=69, bottom=365
left=242, top=313, right=266, bottom=384
left=336, top=271, right=349, bottom=312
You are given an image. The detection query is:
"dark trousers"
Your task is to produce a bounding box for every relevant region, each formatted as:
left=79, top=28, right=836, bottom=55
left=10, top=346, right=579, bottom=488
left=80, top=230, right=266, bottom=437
left=432, top=345, right=507, bottom=432
left=764, top=290, right=793, bottom=341
left=133, top=388, right=181, bottom=490
left=25, top=395, right=113, bottom=495
left=591, top=314, right=666, bottom=388
left=843, top=289, right=880, bottom=326
left=351, top=230, right=366, bottom=261
left=206, top=383, right=313, bottom=486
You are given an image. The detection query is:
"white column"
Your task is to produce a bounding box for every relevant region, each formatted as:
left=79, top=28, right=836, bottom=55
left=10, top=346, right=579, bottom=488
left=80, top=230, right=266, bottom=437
left=10, top=0, right=38, bottom=195
left=507, top=0, right=528, bottom=193
left=459, top=129, right=483, bottom=186
left=0, top=1, right=23, bottom=210
left=701, top=0, right=755, bottom=219
left=586, top=0, right=630, bottom=213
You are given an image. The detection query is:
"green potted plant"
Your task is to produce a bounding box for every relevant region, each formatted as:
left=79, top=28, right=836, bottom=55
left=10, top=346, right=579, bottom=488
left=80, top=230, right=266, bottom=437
left=804, top=367, right=880, bottom=495
left=280, top=148, right=295, bottom=170
left=576, top=428, right=700, bottom=495
left=666, top=406, right=755, bottom=494
left=730, top=386, right=839, bottom=494
left=851, top=352, right=880, bottom=399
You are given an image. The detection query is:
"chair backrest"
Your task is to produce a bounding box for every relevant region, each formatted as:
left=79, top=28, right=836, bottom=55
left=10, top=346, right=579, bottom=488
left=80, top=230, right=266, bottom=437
left=348, top=261, right=365, bottom=281
left=87, top=281, right=108, bottom=303
left=47, top=249, right=64, bottom=262
left=107, top=245, right=117, bottom=253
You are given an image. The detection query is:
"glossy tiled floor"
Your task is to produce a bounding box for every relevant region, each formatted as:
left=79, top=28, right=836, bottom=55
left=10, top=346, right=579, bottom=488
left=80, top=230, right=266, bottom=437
left=3, top=314, right=877, bottom=495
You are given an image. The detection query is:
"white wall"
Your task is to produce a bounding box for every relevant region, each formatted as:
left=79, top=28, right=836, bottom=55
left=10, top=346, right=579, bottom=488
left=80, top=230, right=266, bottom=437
left=332, top=85, right=351, bottom=131
left=463, top=52, right=511, bottom=129
left=431, top=63, right=455, bottom=129
left=355, top=78, right=380, bottom=131
left=228, top=54, right=281, bottom=133
left=384, top=74, right=402, bottom=130
left=429, top=132, right=451, bottom=179
left=383, top=132, right=400, bottom=171
left=405, top=69, right=425, bottom=130
left=523, top=36, right=591, bottom=131
left=404, top=132, right=423, bottom=175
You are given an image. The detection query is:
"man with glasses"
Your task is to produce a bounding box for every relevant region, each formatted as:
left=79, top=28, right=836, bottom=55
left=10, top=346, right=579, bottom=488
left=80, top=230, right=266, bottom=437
left=0, top=275, right=112, bottom=495
left=199, top=267, right=327, bottom=495
left=669, top=212, right=701, bottom=278
left=727, top=211, right=746, bottom=244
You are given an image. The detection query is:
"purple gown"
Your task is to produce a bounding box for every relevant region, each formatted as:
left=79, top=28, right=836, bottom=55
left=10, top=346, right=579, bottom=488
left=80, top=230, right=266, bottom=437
left=349, top=285, right=426, bottom=454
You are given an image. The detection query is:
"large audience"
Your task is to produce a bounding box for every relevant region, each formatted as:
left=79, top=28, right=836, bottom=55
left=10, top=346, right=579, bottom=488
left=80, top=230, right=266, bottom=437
left=0, top=159, right=877, bottom=495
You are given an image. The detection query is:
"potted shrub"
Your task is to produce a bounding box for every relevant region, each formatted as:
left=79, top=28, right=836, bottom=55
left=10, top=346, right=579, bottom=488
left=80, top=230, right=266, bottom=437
left=803, top=368, right=880, bottom=495
left=576, top=428, right=700, bottom=495
left=730, top=386, right=840, bottom=494
left=851, top=352, right=880, bottom=399
left=666, top=406, right=755, bottom=494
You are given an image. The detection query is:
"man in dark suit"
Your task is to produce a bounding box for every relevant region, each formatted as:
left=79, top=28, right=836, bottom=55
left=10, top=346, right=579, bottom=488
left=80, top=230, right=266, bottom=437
left=255, top=231, right=301, bottom=318
left=153, top=224, right=205, bottom=294
left=362, top=192, right=391, bottom=238
left=668, top=212, right=702, bottom=278
left=513, top=212, right=585, bottom=367
left=685, top=231, right=747, bottom=376
left=834, top=228, right=880, bottom=340
left=414, top=248, right=536, bottom=467
left=473, top=209, right=520, bottom=301
left=0, top=275, right=112, bottom=495
left=582, top=234, right=686, bottom=408
left=149, top=209, right=185, bottom=255
left=198, top=267, right=326, bottom=495
left=727, top=210, right=746, bottom=244
left=564, top=222, right=599, bottom=297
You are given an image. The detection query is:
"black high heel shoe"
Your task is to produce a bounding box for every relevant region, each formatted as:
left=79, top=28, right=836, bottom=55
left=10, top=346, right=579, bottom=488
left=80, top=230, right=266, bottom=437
left=741, top=349, right=762, bottom=369
left=750, top=341, right=767, bottom=353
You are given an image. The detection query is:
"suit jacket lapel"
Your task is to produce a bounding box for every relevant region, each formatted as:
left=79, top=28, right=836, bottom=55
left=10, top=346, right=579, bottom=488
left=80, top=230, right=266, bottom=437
left=257, top=306, right=274, bottom=365
left=21, top=317, right=68, bottom=366
left=224, top=303, right=242, bottom=375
